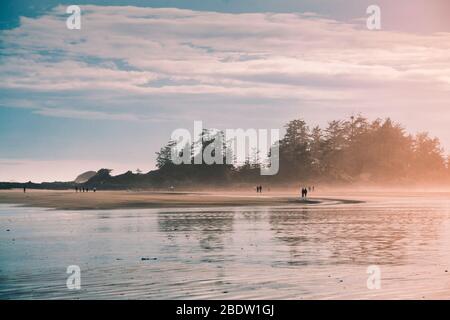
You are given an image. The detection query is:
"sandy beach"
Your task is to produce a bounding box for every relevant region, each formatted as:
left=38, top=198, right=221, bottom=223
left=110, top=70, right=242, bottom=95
left=0, top=189, right=368, bottom=210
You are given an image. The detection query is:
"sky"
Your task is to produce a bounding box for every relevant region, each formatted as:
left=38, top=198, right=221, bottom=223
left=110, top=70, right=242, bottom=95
left=1, top=0, right=450, bottom=182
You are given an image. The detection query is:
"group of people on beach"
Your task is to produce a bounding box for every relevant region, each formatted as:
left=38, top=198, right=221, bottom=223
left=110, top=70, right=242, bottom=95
left=75, top=187, right=96, bottom=193
left=256, top=185, right=263, bottom=193
left=301, top=186, right=314, bottom=198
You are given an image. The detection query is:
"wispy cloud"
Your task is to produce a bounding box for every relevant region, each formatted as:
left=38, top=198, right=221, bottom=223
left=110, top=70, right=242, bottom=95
left=1, top=5, right=450, bottom=140
left=1, top=6, right=449, bottom=120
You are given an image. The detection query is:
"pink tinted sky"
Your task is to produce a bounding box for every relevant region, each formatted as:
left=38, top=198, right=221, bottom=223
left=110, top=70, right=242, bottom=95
left=1, top=2, right=450, bottom=182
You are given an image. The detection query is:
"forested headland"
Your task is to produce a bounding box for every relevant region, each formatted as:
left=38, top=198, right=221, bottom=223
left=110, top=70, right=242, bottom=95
left=1, top=115, right=449, bottom=190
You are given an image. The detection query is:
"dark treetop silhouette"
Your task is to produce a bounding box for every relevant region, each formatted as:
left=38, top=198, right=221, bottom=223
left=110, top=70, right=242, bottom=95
left=1, top=115, right=449, bottom=190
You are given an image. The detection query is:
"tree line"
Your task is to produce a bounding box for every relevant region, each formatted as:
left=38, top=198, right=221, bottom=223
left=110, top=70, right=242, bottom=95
left=156, top=115, right=449, bottom=186
left=4, top=114, right=445, bottom=190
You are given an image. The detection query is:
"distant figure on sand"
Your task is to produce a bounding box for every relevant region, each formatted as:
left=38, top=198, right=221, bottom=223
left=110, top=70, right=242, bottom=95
left=23, top=187, right=26, bottom=193
left=93, top=187, right=96, bottom=192
left=75, top=187, right=78, bottom=192
left=301, top=187, right=308, bottom=198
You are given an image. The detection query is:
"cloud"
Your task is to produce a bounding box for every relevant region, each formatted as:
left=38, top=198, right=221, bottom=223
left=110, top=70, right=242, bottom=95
left=34, top=107, right=142, bottom=121
left=3, top=4, right=450, bottom=182
left=1, top=5, right=450, bottom=140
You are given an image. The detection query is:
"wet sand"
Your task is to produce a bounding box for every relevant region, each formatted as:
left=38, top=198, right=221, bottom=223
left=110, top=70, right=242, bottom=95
left=0, top=189, right=364, bottom=210
left=2, top=192, right=450, bottom=299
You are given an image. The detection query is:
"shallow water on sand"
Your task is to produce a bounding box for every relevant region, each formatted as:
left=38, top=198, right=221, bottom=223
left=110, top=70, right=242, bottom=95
left=1, top=196, right=450, bottom=299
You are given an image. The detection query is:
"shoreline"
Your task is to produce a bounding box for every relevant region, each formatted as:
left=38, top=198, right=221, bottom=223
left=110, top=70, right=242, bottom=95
left=0, top=190, right=365, bottom=211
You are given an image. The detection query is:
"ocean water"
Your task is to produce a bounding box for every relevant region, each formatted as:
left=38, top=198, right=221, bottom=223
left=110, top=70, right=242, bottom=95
left=1, top=196, right=450, bottom=299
